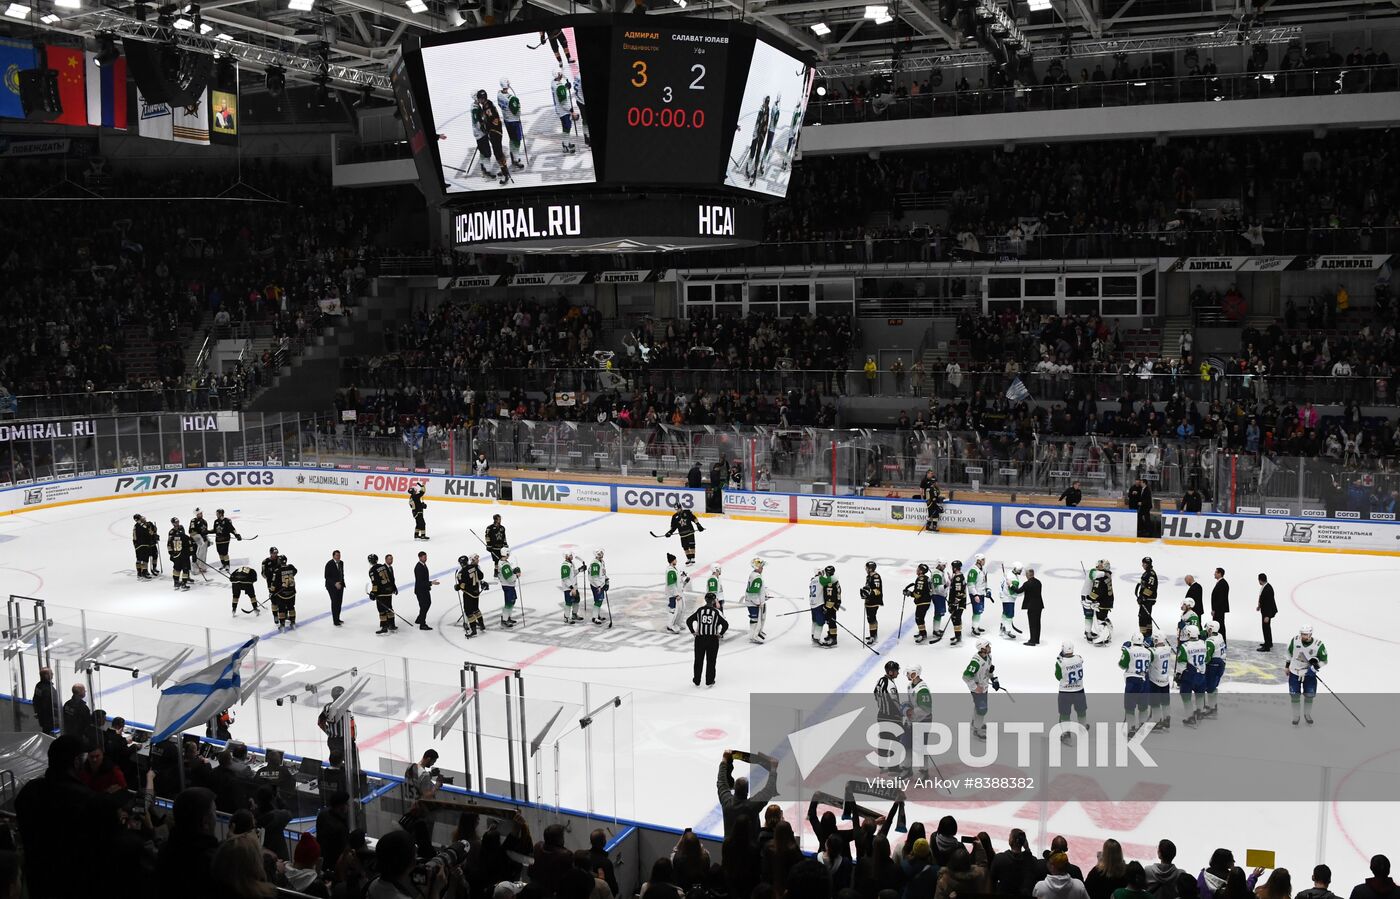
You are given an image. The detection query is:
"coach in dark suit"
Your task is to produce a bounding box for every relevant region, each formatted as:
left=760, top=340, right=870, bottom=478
left=324, top=550, right=346, bottom=626
left=1011, top=567, right=1044, bottom=646
left=1184, top=574, right=1204, bottom=617
left=1211, top=567, right=1230, bottom=640
left=1256, top=573, right=1277, bottom=652
left=414, top=552, right=439, bottom=631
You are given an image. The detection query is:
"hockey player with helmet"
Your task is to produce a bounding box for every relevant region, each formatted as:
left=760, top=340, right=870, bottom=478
left=273, top=555, right=299, bottom=630
left=664, top=504, right=706, bottom=566
left=819, top=565, right=842, bottom=647
left=928, top=560, right=949, bottom=641
left=947, top=560, right=968, bottom=646
left=1088, top=560, right=1115, bottom=645
left=966, top=554, right=992, bottom=636
left=922, top=477, right=944, bottom=532
left=456, top=554, right=488, bottom=636
left=744, top=558, right=768, bottom=644
left=961, top=640, right=998, bottom=740
left=861, top=561, right=883, bottom=645
left=167, top=519, right=192, bottom=591
left=132, top=514, right=159, bottom=579
left=211, top=509, right=241, bottom=571
left=1146, top=633, right=1173, bottom=730
left=1136, top=557, right=1159, bottom=640
left=1202, top=620, right=1227, bottom=719
left=1176, top=624, right=1213, bottom=727
left=188, top=510, right=211, bottom=575
left=230, top=564, right=259, bottom=616
left=706, top=565, right=726, bottom=614
left=551, top=70, right=578, bottom=155
left=1286, top=625, right=1327, bottom=725
left=588, top=550, right=609, bottom=626
left=1119, top=633, right=1153, bottom=734
left=997, top=563, right=1025, bottom=640
left=261, top=547, right=282, bottom=593
left=1176, top=600, right=1202, bottom=645
left=903, top=665, right=933, bottom=775
left=408, top=484, right=428, bottom=540
left=664, top=553, right=691, bottom=634
left=743, top=96, right=771, bottom=184
left=560, top=553, right=582, bottom=624
left=472, top=90, right=510, bottom=185
left=368, top=553, right=399, bottom=635
left=807, top=568, right=826, bottom=645
left=905, top=563, right=932, bottom=644
left=496, top=79, right=526, bottom=169
left=759, top=93, right=781, bottom=171
left=498, top=549, right=521, bottom=627
left=571, top=72, right=589, bottom=147
left=1055, top=642, right=1087, bottom=737
left=484, top=514, right=508, bottom=577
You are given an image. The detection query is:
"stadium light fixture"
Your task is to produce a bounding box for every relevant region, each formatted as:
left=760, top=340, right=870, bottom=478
left=863, top=5, right=886, bottom=18
left=1027, top=0, right=1050, bottom=9
left=811, top=21, right=831, bottom=35
left=405, top=0, right=426, bottom=11
left=199, top=21, right=212, bottom=32
left=173, top=14, right=193, bottom=27
left=54, top=0, right=80, bottom=7
left=214, top=31, right=231, bottom=39
left=3, top=2, right=31, bottom=17
left=95, top=33, right=121, bottom=65
left=288, top=0, right=314, bottom=9
left=40, top=9, right=58, bottom=20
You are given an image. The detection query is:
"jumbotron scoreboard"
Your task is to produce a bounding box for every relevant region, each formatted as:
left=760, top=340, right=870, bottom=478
left=391, top=15, right=814, bottom=253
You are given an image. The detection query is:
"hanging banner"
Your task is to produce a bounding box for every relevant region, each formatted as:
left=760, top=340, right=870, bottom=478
left=1163, top=256, right=1247, bottom=273
left=1304, top=255, right=1393, bottom=272
left=596, top=270, right=654, bottom=283
left=172, top=88, right=210, bottom=145
left=508, top=272, right=587, bottom=287
left=210, top=63, right=238, bottom=147
left=1236, top=256, right=1296, bottom=272
left=136, top=86, right=173, bottom=141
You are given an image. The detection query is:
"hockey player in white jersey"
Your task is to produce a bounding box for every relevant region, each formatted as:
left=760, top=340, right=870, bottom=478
left=497, top=78, right=525, bottom=169
left=1202, top=620, right=1227, bottom=718
left=808, top=567, right=826, bottom=645
left=551, top=70, right=578, bottom=155
left=1146, top=633, right=1174, bottom=730
left=745, top=558, right=768, bottom=643
left=1177, top=600, right=1202, bottom=645
left=664, top=553, right=690, bottom=634
left=998, top=563, right=1025, bottom=640
left=1119, top=633, right=1154, bottom=733
left=1286, top=625, right=1328, bottom=725
left=705, top=565, right=725, bottom=613
left=572, top=72, right=589, bottom=147
left=498, top=549, right=521, bottom=627
left=966, top=554, right=991, bottom=636
left=961, top=640, right=997, bottom=740
left=1055, top=642, right=1087, bottom=738
left=588, top=549, right=609, bottom=625
left=929, top=559, right=949, bottom=641
left=560, top=552, right=582, bottom=623
left=1176, top=624, right=1212, bottom=727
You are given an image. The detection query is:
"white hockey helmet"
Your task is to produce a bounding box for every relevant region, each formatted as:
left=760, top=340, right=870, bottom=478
left=1181, top=599, right=1194, bottom=611
left=814, top=567, right=825, bottom=577
left=1011, top=561, right=1023, bottom=573
left=906, top=664, right=922, bottom=678
left=1153, top=634, right=1168, bottom=647
left=1184, top=624, right=1200, bottom=640
left=712, top=565, right=722, bottom=576
left=470, top=553, right=480, bottom=565
left=500, top=77, right=512, bottom=90
left=500, top=547, right=510, bottom=559
left=1300, top=625, right=1314, bottom=640
left=975, top=554, right=987, bottom=565
left=595, top=549, right=605, bottom=560
left=1100, top=559, right=1112, bottom=572
left=934, top=558, right=946, bottom=569
left=1129, top=633, right=1145, bottom=647
left=1205, top=621, right=1220, bottom=636
left=1060, top=641, right=1075, bottom=656
left=564, top=551, right=573, bottom=560
left=554, top=68, right=565, bottom=82
left=976, top=639, right=992, bottom=654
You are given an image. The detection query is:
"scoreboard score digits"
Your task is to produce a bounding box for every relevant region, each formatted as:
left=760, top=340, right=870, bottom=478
left=607, top=25, right=730, bottom=183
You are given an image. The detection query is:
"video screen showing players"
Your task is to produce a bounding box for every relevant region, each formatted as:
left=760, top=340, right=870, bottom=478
left=723, top=37, right=814, bottom=197
left=421, top=26, right=597, bottom=193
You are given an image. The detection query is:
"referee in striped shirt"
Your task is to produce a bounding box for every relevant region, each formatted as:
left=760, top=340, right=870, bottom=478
left=688, top=592, right=729, bottom=687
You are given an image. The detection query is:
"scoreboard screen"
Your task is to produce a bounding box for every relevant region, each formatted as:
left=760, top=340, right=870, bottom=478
left=606, top=24, right=731, bottom=184
left=405, top=15, right=812, bottom=199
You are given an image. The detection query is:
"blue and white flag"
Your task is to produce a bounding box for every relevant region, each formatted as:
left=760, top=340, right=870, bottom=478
left=150, top=637, right=257, bottom=744
left=1005, top=377, right=1031, bottom=403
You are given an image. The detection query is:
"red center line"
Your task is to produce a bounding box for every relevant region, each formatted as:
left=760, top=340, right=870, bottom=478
left=358, top=521, right=796, bottom=754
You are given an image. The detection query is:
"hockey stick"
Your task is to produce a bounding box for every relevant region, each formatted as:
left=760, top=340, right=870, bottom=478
left=829, top=614, right=880, bottom=654
left=993, top=683, right=1017, bottom=703
left=604, top=585, right=613, bottom=629
left=526, top=39, right=545, bottom=49
left=1313, top=670, right=1366, bottom=727
left=648, top=531, right=670, bottom=539
left=896, top=585, right=910, bottom=640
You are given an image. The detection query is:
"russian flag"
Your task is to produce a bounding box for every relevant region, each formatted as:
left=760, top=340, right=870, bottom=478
left=85, top=51, right=127, bottom=130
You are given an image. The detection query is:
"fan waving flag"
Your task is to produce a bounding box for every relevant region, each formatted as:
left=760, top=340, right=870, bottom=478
left=150, top=637, right=257, bottom=744
left=1005, top=377, right=1031, bottom=403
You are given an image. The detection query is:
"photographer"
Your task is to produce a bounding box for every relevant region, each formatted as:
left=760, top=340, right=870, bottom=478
left=404, top=750, right=445, bottom=803
left=367, top=829, right=466, bottom=899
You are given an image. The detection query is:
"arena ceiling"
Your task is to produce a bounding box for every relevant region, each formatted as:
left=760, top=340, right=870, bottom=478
left=5, top=0, right=1399, bottom=94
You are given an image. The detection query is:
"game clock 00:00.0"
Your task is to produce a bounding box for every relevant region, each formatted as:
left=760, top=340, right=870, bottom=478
left=609, top=26, right=730, bottom=184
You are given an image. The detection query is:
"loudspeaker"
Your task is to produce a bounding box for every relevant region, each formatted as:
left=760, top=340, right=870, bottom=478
left=18, top=67, right=62, bottom=121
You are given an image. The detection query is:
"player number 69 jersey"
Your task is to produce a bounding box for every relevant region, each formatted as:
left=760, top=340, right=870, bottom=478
left=1056, top=655, right=1085, bottom=692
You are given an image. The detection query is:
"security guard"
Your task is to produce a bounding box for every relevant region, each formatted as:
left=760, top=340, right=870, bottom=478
left=687, top=592, right=728, bottom=687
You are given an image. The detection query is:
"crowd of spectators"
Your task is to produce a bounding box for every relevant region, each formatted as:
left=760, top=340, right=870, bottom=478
left=623, top=311, right=857, bottom=373
left=0, top=158, right=421, bottom=404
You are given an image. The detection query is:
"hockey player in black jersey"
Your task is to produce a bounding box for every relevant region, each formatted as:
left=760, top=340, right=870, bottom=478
left=664, top=505, right=706, bottom=565
left=188, top=510, right=211, bottom=575
left=861, top=561, right=884, bottom=645
left=261, top=547, right=282, bottom=593
left=368, top=554, right=398, bottom=635
left=947, top=560, right=968, bottom=646
left=132, top=514, right=159, bottom=578
left=273, top=556, right=299, bottom=630
left=484, top=514, right=508, bottom=576
left=819, top=565, right=842, bottom=647
left=230, top=565, right=259, bottom=616
left=409, top=485, right=428, bottom=540
left=455, top=554, right=489, bottom=637
left=906, top=564, right=932, bottom=643
left=1137, top=556, right=1158, bottom=640
left=212, top=509, right=241, bottom=571
left=166, top=519, right=192, bottom=591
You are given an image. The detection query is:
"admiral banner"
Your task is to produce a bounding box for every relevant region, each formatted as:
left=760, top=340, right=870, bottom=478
left=596, top=270, right=654, bottom=283
left=507, top=272, right=588, bottom=287
left=1305, top=254, right=1392, bottom=271
left=441, top=275, right=502, bottom=289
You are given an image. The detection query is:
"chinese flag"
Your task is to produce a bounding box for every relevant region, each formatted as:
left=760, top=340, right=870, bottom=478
left=46, top=45, right=88, bottom=127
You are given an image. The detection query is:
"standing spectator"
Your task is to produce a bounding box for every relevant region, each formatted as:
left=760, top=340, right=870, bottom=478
left=589, top=829, right=620, bottom=898
left=533, top=825, right=576, bottom=898
left=325, top=550, right=346, bottom=627
left=1297, top=866, right=1336, bottom=899
left=403, top=749, right=444, bottom=802
left=1011, top=566, right=1044, bottom=647
left=1184, top=575, right=1204, bottom=617
left=62, top=683, right=90, bottom=739
left=892, top=357, right=906, bottom=395
left=1257, top=870, right=1293, bottom=899
left=717, top=750, right=777, bottom=843
left=157, top=788, right=221, bottom=899
left=210, top=835, right=280, bottom=899
left=1059, top=481, right=1083, bottom=507
left=1144, top=839, right=1185, bottom=899
left=864, top=356, right=878, bottom=395
left=1137, top=479, right=1155, bottom=538
left=1036, top=853, right=1091, bottom=899
left=1211, top=568, right=1230, bottom=640
left=1116, top=863, right=1153, bottom=899
left=1348, top=857, right=1395, bottom=899
left=1256, top=573, right=1277, bottom=652
left=991, top=829, right=1039, bottom=896
left=1086, top=840, right=1130, bottom=899
left=937, top=842, right=991, bottom=899
left=473, top=451, right=490, bottom=476
left=687, top=461, right=703, bottom=489
left=31, top=666, right=59, bottom=734
left=17, top=735, right=118, bottom=898
left=315, top=792, right=352, bottom=880
left=1126, top=479, right=1144, bottom=514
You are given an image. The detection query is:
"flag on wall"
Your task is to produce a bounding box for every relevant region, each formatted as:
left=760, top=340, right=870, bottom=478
left=136, top=85, right=173, bottom=141
left=0, top=38, right=37, bottom=120
left=172, top=88, right=209, bottom=145
left=45, top=45, right=87, bottom=127
left=84, top=52, right=127, bottom=130
left=1005, top=378, right=1031, bottom=403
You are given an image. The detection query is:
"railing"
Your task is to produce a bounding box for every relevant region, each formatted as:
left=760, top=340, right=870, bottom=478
left=805, top=64, right=1400, bottom=125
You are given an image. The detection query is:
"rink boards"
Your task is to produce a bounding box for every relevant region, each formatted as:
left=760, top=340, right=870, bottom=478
left=3, top=467, right=1400, bottom=555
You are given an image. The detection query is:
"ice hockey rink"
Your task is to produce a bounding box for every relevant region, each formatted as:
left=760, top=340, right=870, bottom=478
left=3, top=491, right=1398, bottom=884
